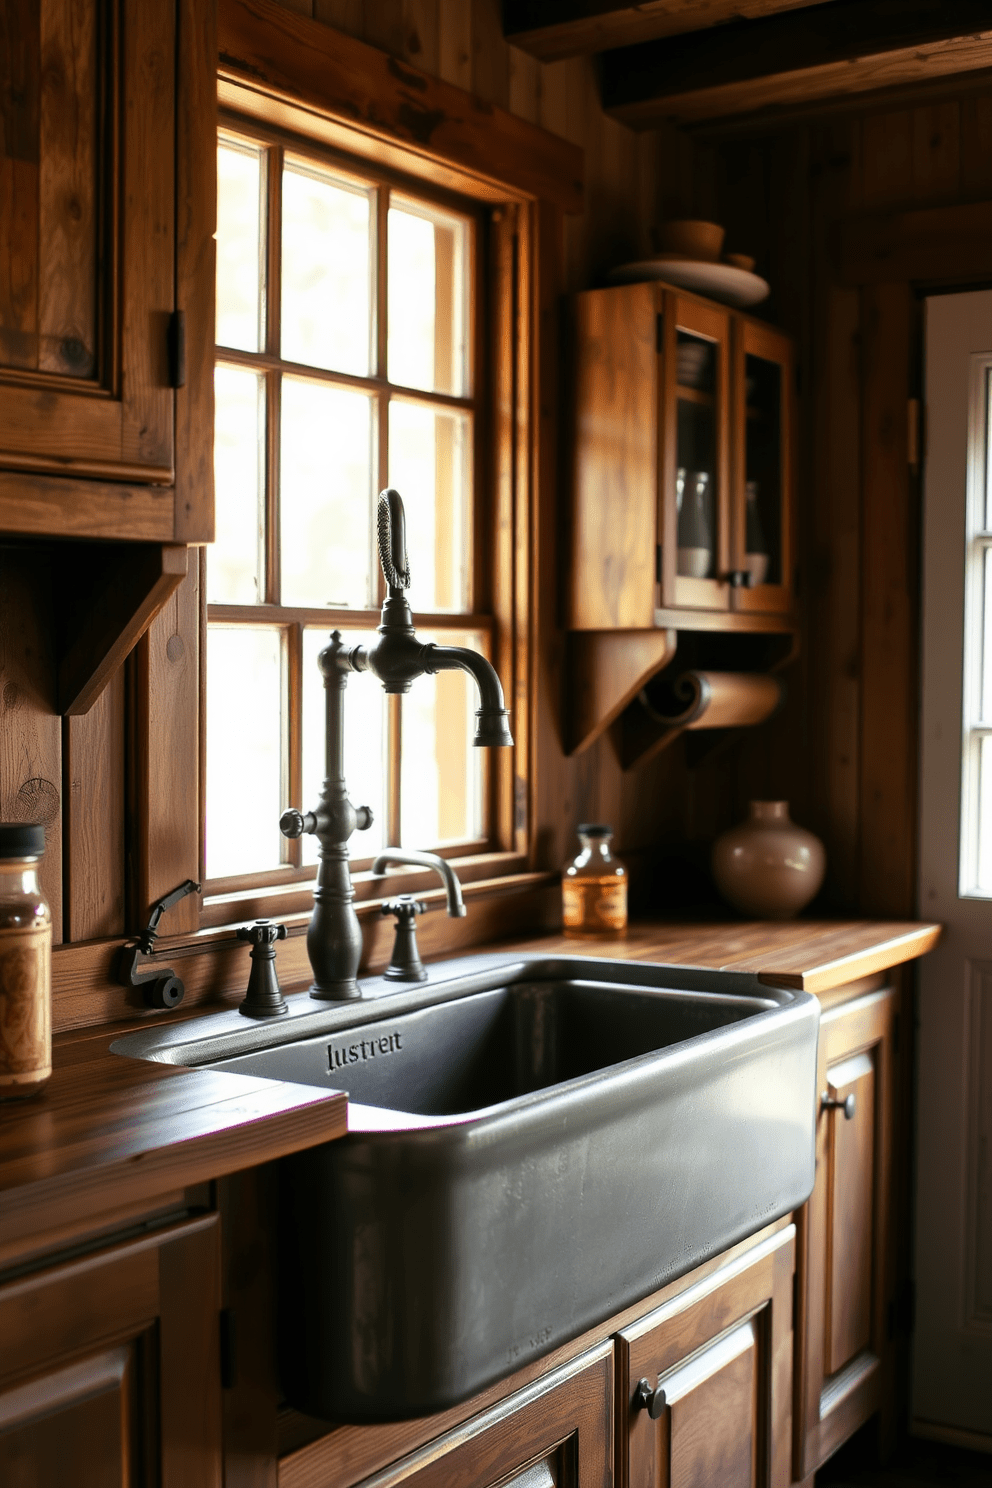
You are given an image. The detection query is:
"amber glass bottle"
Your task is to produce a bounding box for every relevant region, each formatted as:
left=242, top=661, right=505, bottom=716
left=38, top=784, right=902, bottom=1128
left=0, top=823, right=52, bottom=1100
left=562, top=824, right=627, bottom=935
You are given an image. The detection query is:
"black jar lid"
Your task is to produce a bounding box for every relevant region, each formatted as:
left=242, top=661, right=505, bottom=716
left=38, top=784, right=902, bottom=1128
left=577, top=823, right=612, bottom=838
left=0, top=823, right=45, bottom=858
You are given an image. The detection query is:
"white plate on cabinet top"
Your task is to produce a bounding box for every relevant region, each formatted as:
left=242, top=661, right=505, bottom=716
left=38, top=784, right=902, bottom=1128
left=607, top=257, right=770, bottom=308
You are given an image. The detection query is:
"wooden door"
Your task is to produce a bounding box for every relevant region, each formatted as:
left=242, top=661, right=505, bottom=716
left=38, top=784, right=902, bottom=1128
left=569, top=282, right=659, bottom=630
left=0, top=0, right=175, bottom=485
left=337, top=1342, right=613, bottom=1488
left=0, top=1214, right=222, bottom=1487
left=916, top=289, right=992, bottom=1443
left=795, top=985, right=896, bottom=1479
left=729, top=317, right=794, bottom=617
left=658, top=290, right=732, bottom=614
left=617, top=1225, right=794, bottom=1488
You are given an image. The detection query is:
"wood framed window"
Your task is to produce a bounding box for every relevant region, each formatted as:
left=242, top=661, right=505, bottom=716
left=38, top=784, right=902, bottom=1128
left=204, top=120, right=499, bottom=909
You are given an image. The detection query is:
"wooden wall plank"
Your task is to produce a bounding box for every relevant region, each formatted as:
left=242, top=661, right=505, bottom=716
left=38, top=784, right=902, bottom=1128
left=508, top=45, right=539, bottom=125
left=174, top=0, right=217, bottom=543
left=133, top=566, right=201, bottom=935
left=859, top=281, right=916, bottom=917
left=470, top=0, right=508, bottom=110
left=63, top=671, right=125, bottom=942
left=403, top=0, right=439, bottom=76
left=960, top=93, right=992, bottom=198
left=910, top=100, right=960, bottom=202
left=0, top=550, right=63, bottom=941
left=437, top=0, right=471, bottom=91
left=861, top=109, right=913, bottom=209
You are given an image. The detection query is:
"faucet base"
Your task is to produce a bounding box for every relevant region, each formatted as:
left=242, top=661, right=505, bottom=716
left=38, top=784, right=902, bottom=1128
left=309, top=979, right=363, bottom=1002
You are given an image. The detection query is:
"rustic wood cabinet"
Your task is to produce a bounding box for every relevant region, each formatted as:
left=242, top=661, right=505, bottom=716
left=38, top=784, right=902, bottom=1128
left=332, top=1343, right=614, bottom=1488
left=0, top=1214, right=222, bottom=1487
left=569, top=280, right=796, bottom=631
left=794, top=981, right=899, bottom=1481
left=617, top=1225, right=795, bottom=1488
left=0, top=0, right=215, bottom=547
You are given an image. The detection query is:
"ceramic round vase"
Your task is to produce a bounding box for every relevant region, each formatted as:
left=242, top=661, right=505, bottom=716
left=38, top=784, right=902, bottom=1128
left=711, top=801, right=825, bottom=919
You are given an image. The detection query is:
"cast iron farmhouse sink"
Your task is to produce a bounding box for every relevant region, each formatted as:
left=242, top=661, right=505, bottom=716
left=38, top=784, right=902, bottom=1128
left=113, top=952, right=819, bottom=1422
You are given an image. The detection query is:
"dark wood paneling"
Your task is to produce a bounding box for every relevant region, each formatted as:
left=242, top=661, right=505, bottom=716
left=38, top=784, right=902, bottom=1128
left=218, top=0, right=583, bottom=212
left=0, top=548, right=62, bottom=940
left=64, top=671, right=126, bottom=942
left=859, top=281, right=915, bottom=918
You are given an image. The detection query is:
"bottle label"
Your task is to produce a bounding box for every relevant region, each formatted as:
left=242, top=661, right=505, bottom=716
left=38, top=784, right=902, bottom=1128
left=0, top=923, right=52, bottom=1087
left=562, top=880, right=628, bottom=932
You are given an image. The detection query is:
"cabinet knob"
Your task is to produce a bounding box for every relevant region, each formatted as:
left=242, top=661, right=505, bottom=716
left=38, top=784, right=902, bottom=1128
left=821, top=1091, right=856, bottom=1120
left=634, top=1376, right=668, bottom=1419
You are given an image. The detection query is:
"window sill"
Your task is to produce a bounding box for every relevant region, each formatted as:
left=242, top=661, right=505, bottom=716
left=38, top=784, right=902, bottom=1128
left=199, top=850, right=525, bottom=930
left=52, top=861, right=561, bottom=1036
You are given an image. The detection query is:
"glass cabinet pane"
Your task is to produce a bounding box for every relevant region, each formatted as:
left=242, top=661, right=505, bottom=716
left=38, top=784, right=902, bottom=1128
left=743, top=352, right=783, bottom=588
left=675, top=331, right=719, bottom=581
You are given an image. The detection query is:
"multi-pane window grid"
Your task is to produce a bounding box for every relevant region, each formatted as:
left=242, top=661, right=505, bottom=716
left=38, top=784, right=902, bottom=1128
left=207, top=128, right=488, bottom=887
left=960, top=360, right=992, bottom=896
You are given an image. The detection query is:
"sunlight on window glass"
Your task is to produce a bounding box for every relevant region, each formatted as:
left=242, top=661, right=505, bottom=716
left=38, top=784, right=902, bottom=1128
left=216, top=139, right=263, bottom=352
left=280, top=377, right=374, bottom=609
left=388, top=200, right=468, bottom=395
left=389, top=400, right=471, bottom=611
left=301, top=629, right=384, bottom=865
left=979, top=736, right=992, bottom=894
left=206, top=628, right=284, bottom=878
left=210, top=365, right=263, bottom=604
left=400, top=631, right=484, bottom=848
left=282, top=160, right=372, bottom=375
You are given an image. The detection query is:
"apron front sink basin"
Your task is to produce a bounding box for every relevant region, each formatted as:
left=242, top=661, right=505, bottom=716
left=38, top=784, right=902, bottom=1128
left=114, top=952, right=819, bottom=1422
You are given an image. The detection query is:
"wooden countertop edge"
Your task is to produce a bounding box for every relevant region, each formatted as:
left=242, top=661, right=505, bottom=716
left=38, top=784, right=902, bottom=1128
left=748, top=923, right=943, bottom=992
left=0, top=1080, right=346, bottom=1263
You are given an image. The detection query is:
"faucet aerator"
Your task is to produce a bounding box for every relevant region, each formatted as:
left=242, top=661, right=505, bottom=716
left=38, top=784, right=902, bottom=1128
left=473, top=710, right=514, bottom=748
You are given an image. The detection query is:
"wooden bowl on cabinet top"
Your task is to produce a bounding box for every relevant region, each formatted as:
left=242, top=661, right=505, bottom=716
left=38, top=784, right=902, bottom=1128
left=652, top=219, right=726, bottom=262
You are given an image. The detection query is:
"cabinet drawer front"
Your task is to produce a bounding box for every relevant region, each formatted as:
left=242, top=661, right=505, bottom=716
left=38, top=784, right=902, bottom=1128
left=825, top=1050, right=876, bottom=1374
left=617, top=1226, right=794, bottom=1488
left=0, top=1214, right=221, bottom=1488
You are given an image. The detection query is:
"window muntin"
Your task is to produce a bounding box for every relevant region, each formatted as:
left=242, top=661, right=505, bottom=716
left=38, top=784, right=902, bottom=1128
left=960, top=359, right=992, bottom=896
left=206, top=129, right=485, bottom=887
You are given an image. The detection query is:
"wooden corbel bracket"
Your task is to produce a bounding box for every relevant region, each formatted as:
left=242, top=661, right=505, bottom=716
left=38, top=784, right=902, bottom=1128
left=57, top=544, right=189, bottom=716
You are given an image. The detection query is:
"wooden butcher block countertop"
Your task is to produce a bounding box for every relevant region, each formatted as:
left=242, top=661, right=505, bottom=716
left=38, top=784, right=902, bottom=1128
left=0, top=917, right=938, bottom=1267
left=486, top=916, right=942, bottom=998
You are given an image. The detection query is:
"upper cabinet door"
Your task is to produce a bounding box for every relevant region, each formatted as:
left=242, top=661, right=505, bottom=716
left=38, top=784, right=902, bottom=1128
left=730, top=318, right=795, bottom=615
left=0, top=0, right=175, bottom=483
left=658, top=291, right=732, bottom=613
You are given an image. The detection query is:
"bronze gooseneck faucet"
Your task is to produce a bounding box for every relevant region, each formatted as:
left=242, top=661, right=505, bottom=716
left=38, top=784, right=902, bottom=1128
left=280, top=488, right=513, bottom=999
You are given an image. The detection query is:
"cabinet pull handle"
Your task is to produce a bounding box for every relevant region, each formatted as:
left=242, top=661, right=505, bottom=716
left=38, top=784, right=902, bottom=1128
left=821, top=1091, right=856, bottom=1120
left=635, top=1376, right=668, bottom=1419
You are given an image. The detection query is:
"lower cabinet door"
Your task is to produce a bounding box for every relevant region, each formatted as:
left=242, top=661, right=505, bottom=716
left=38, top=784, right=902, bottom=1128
left=796, top=983, right=897, bottom=1479
left=617, top=1226, right=795, bottom=1488
left=0, top=1215, right=221, bottom=1488
left=348, top=1342, right=613, bottom=1488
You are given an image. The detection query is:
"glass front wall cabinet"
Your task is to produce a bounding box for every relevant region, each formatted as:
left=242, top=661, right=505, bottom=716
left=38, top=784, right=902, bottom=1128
left=730, top=318, right=795, bottom=616
left=567, top=281, right=795, bottom=632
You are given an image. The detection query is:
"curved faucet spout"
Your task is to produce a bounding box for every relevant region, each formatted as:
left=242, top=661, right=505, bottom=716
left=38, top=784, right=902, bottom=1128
left=422, top=645, right=514, bottom=748
left=372, top=849, right=467, bottom=917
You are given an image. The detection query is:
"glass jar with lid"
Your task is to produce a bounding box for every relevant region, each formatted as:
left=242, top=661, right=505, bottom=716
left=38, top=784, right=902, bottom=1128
left=0, top=823, right=52, bottom=1100
left=562, top=823, right=627, bottom=935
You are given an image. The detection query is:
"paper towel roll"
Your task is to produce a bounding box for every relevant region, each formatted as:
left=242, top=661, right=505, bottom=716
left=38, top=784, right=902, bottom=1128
left=638, top=671, right=784, bottom=730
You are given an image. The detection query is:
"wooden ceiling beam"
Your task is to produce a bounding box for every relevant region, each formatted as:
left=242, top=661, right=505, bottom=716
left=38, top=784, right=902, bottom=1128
left=599, top=0, right=992, bottom=128
left=501, top=0, right=824, bottom=62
